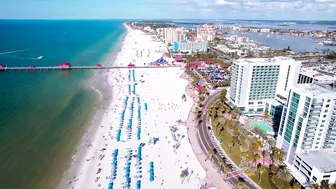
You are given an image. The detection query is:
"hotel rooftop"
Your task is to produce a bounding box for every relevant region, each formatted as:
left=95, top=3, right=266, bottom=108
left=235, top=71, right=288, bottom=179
left=234, top=56, right=298, bottom=65
left=292, top=83, right=336, bottom=98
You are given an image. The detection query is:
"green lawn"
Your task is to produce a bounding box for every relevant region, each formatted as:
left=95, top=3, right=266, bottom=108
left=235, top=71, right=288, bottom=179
left=212, top=117, right=275, bottom=189
left=214, top=127, right=241, bottom=165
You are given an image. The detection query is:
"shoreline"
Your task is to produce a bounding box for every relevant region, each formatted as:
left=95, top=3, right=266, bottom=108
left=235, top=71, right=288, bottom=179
left=59, top=25, right=214, bottom=189
left=57, top=24, right=130, bottom=189
left=60, top=24, right=207, bottom=189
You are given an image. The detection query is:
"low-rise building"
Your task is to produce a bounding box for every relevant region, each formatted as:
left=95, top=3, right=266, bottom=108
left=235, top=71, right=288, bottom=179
left=173, top=40, right=208, bottom=53
left=298, top=67, right=336, bottom=84
left=293, top=151, right=336, bottom=185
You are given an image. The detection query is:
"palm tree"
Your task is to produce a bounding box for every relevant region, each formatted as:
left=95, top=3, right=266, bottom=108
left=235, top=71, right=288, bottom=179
left=224, top=165, right=232, bottom=173
left=272, top=147, right=286, bottom=165
left=257, top=164, right=267, bottom=184
left=237, top=179, right=244, bottom=188
left=219, top=126, right=225, bottom=136
left=228, top=140, right=234, bottom=154
left=330, top=183, right=336, bottom=189
left=311, top=184, right=320, bottom=189
left=277, top=168, right=293, bottom=183
left=292, top=182, right=301, bottom=189
left=209, top=148, right=215, bottom=160
left=262, top=150, right=270, bottom=165
left=320, top=180, right=329, bottom=189
left=218, top=158, right=224, bottom=173
left=253, top=154, right=261, bottom=167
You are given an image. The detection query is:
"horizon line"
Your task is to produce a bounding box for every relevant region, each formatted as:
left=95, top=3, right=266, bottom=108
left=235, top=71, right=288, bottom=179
left=0, top=18, right=335, bottom=21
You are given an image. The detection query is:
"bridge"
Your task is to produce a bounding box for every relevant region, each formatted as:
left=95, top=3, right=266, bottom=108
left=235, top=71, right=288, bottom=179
left=0, top=65, right=182, bottom=72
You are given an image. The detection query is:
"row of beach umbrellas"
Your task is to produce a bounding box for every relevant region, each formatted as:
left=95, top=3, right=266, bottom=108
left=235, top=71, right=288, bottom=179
left=149, top=162, right=155, bottom=182
left=108, top=149, right=119, bottom=189
left=137, top=97, right=142, bottom=140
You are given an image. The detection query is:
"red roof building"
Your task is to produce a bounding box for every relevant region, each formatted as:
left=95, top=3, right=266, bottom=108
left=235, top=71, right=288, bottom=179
left=205, top=59, right=213, bottom=64
left=174, top=56, right=184, bottom=62
left=195, top=85, right=205, bottom=91
left=96, top=64, right=102, bottom=67
left=59, top=62, right=71, bottom=68
left=186, top=60, right=205, bottom=69
left=28, top=65, right=35, bottom=68
left=128, top=64, right=135, bottom=67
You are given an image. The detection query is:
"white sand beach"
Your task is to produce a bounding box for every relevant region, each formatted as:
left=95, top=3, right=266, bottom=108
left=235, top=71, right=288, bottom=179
left=62, top=24, right=206, bottom=189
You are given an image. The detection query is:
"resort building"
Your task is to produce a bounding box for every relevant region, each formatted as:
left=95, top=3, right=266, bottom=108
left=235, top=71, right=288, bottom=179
left=197, top=24, right=216, bottom=41
left=161, top=28, right=187, bottom=44
left=229, top=57, right=301, bottom=113
left=173, top=40, right=208, bottom=53
left=298, top=67, right=336, bottom=85
left=276, top=83, right=336, bottom=185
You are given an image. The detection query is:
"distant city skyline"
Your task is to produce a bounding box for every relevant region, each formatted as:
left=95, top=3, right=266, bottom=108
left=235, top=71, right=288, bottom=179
left=1, top=0, right=336, bottom=20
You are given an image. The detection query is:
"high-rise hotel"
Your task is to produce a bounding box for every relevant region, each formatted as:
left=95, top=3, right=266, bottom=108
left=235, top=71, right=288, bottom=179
left=229, top=57, right=301, bottom=113
left=277, top=83, right=336, bottom=185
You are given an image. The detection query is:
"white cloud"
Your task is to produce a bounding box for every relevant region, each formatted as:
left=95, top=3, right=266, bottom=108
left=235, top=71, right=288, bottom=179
left=215, top=0, right=239, bottom=5
left=315, top=0, right=336, bottom=3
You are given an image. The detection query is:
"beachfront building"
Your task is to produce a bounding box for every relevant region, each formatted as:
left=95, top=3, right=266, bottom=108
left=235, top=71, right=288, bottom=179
left=197, top=24, right=216, bottom=41
left=173, top=40, right=208, bottom=53
left=298, top=67, right=336, bottom=85
left=229, top=57, right=301, bottom=113
left=161, top=28, right=187, bottom=44
left=276, top=83, right=336, bottom=185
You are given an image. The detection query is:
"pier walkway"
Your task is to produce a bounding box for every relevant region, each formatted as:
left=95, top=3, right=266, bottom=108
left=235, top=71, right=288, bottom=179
left=0, top=65, right=182, bottom=72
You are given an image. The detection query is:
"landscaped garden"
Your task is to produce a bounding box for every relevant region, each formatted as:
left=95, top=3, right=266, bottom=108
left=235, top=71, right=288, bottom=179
left=206, top=89, right=299, bottom=189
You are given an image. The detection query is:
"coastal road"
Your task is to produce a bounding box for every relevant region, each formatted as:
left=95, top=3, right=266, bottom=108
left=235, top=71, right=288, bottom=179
left=198, top=91, right=258, bottom=189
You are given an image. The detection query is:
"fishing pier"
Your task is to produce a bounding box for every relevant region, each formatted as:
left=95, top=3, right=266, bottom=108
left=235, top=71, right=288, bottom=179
left=0, top=65, right=181, bottom=72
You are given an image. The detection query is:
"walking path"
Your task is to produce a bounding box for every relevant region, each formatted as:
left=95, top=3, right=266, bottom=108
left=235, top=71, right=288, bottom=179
left=182, top=71, right=262, bottom=189
left=181, top=73, right=233, bottom=189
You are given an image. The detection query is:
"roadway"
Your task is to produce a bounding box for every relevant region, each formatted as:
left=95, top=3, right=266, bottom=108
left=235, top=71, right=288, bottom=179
left=198, top=91, right=258, bottom=189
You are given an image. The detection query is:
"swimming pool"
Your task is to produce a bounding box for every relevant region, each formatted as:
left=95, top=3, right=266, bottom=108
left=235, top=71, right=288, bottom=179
left=250, top=122, right=273, bottom=133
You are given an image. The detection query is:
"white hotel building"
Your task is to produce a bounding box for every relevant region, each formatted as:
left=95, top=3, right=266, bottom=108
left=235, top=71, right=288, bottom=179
left=277, top=84, right=336, bottom=185
left=229, top=57, right=301, bottom=113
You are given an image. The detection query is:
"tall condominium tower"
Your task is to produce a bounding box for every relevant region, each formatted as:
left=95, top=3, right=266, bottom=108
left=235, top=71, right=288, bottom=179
left=277, top=83, right=336, bottom=185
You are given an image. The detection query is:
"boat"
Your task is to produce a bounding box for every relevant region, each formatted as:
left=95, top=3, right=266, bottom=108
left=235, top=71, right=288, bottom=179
left=321, top=40, right=336, bottom=46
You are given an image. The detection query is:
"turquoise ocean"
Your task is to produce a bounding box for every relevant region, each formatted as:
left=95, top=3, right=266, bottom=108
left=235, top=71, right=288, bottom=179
left=0, top=20, right=126, bottom=189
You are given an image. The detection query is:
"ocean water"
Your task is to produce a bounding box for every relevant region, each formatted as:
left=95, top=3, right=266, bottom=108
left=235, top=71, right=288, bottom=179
left=0, top=20, right=126, bottom=189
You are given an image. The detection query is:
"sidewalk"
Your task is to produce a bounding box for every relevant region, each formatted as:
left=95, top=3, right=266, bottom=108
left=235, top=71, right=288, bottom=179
left=208, top=121, right=262, bottom=189
left=181, top=73, right=233, bottom=189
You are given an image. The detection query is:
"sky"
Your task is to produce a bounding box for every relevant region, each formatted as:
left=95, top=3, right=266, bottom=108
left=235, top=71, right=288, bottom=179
left=0, top=0, right=336, bottom=20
